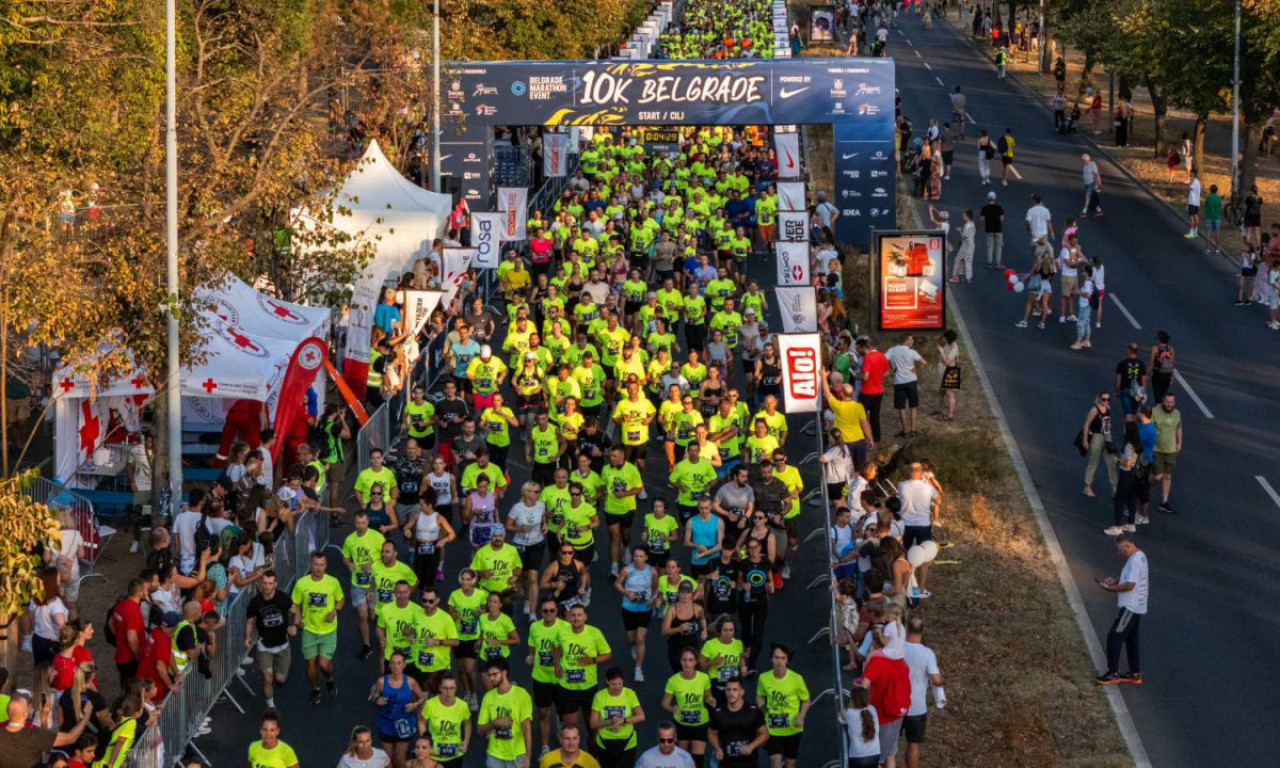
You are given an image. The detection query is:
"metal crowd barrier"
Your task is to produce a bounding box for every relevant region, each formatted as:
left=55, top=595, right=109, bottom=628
left=122, top=510, right=331, bottom=768
left=355, top=401, right=391, bottom=469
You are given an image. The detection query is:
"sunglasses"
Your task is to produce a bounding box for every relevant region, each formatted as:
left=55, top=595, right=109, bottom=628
left=543, top=608, right=558, bottom=614
left=658, top=738, right=676, bottom=744
left=570, top=492, right=583, bottom=497
left=424, top=599, right=438, bottom=605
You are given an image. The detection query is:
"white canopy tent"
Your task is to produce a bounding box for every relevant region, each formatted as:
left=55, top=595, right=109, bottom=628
left=51, top=276, right=331, bottom=486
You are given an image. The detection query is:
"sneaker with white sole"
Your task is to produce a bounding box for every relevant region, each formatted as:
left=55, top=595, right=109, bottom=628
left=634, top=667, right=645, bottom=682
left=1103, top=526, right=1124, bottom=536
left=1136, top=514, right=1150, bottom=525
left=1058, top=315, right=1067, bottom=324
left=781, top=565, right=791, bottom=580
left=1122, top=524, right=1137, bottom=532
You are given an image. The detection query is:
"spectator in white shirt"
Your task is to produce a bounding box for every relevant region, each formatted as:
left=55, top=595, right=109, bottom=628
left=884, top=334, right=926, bottom=437
left=1097, top=534, right=1148, bottom=685
left=896, top=462, right=940, bottom=595
left=902, top=615, right=945, bottom=768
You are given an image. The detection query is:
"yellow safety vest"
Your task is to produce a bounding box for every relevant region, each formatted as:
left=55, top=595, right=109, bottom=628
left=308, top=459, right=327, bottom=492
left=172, top=619, right=195, bottom=675
left=367, top=350, right=384, bottom=390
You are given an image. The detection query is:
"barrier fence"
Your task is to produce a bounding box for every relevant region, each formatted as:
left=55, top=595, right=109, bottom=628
left=122, top=509, right=332, bottom=768
left=355, top=401, right=391, bottom=470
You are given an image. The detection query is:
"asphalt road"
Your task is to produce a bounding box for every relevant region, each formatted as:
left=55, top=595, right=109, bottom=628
left=890, top=12, right=1280, bottom=768
left=195, top=237, right=844, bottom=767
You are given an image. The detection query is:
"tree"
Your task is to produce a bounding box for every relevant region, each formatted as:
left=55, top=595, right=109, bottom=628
left=0, top=472, right=61, bottom=620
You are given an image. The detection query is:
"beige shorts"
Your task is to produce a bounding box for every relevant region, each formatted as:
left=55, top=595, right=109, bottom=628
left=256, top=646, right=292, bottom=679
left=1060, top=275, right=1078, bottom=297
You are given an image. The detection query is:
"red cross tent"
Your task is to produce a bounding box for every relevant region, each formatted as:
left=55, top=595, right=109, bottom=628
left=52, top=275, right=331, bottom=487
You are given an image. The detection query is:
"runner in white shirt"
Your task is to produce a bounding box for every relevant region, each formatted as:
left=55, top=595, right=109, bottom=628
left=1096, top=534, right=1148, bottom=685
left=1185, top=169, right=1202, bottom=238
left=1025, top=194, right=1054, bottom=260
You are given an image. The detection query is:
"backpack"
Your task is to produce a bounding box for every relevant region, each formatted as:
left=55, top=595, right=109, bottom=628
left=996, top=136, right=1010, bottom=156
left=103, top=596, right=126, bottom=646
left=193, top=513, right=215, bottom=555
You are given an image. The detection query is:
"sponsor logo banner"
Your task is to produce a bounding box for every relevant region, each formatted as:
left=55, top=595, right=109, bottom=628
left=876, top=230, right=946, bottom=331
left=777, top=333, right=822, bottom=413
left=775, top=241, right=811, bottom=286
left=776, top=287, right=818, bottom=332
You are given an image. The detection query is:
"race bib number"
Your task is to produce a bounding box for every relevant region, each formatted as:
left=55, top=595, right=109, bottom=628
left=356, top=572, right=372, bottom=586
left=480, top=377, right=493, bottom=389
left=417, top=542, right=436, bottom=555
left=418, top=650, right=434, bottom=668
left=627, top=429, right=641, bottom=442
left=538, top=651, right=554, bottom=667
left=679, top=710, right=701, bottom=725
left=483, top=645, right=502, bottom=660
left=565, top=668, right=587, bottom=684
left=436, top=744, right=458, bottom=758
left=394, top=718, right=415, bottom=739
left=495, top=724, right=512, bottom=740
left=768, top=713, right=790, bottom=730
left=726, top=740, right=746, bottom=757
left=378, top=588, right=393, bottom=603
left=307, top=592, right=328, bottom=608
left=460, top=620, right=478, bottom=635
left=604, top=706, right=626, bottom=721
left=718, top=666, right=735, bottom=682
left=650, top=538, right=667, bottom=553
left=566, top=525, right=580, bottom=539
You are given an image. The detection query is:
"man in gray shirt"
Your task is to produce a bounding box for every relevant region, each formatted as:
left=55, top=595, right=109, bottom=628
left=652, top=232, right=679, bottom=279
left=636, top=723, right=697, bottom=768
left=714, top=466, right=757, bottom=535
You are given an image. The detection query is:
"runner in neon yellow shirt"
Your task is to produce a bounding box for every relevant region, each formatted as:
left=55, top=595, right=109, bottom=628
left=289, top=552, right=344, bottom=702
left=477, top=658, right=533, bottom=764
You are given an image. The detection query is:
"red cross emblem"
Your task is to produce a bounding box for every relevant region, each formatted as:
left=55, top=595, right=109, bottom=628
left=203, top=378, right=218, bottom=393
left=78, top=401, right=100, bottom=454
left=59, top=378, right=75, bottom=392
left=266, top=300, right=300, bottom=321
left=130, top=375, right=147, bottom=388
left=227, top=328, right=261, bottom=352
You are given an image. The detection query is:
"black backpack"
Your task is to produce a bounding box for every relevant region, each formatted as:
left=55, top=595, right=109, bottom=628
left=103, top=596, right=125, bottom=646
left=193, top=513, right=215, bottom=555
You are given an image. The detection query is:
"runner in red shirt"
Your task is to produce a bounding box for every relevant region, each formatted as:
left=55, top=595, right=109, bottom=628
left=856, top=338, right=890, bottom=444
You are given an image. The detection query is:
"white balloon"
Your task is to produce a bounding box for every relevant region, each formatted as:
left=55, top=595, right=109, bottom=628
left=1013, top=280, right=1025, bottom=293
left=1007, top=273, right=1018, bottom=285
left=919, top=540, right=939, bottom=563
left=907, top=545, right=928, bottom=568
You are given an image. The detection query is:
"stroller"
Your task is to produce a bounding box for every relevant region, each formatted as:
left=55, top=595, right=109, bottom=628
left=1060, top=105, right=1081, bottom=135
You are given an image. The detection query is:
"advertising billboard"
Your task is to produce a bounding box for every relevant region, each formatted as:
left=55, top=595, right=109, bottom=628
left=776, top=333, right=822, bottom=413
left=875, top=230, right=947, bottom=331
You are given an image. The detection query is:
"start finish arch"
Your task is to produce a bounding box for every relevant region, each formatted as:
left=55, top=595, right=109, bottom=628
left=438, top=58, right=896, bottom=248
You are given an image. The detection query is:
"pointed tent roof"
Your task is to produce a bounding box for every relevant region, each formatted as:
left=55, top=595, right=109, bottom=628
left=333, top=140, right=452, bottom=225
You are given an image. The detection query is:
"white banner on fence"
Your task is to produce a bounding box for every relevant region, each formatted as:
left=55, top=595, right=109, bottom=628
left=442, top=247, right=475, bottom=307
left=778, top=181, right=806, bottom=211
left=778, top=210, right=809, bottom=242
left=543, top=133, right=570, bottom=177
left=776, top=241, right=811, bottom=286
left=775, top=287, right=818, bottom=332
left=496, top=187, right=528, bottom=241
left=404, top=290, right=445, bottom=339
left=471, top=212, right=504, bottom=269
left=775, top=133, right=801, bottom=178
left=777, top=333, right=822, bottom=414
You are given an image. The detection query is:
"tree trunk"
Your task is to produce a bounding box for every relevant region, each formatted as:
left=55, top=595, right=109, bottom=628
left=1240, top=121, right=1264, bottom=199
left=1192, top=114, right=1208, bottom=176
left=1146, top=77, right=1167, bottom=159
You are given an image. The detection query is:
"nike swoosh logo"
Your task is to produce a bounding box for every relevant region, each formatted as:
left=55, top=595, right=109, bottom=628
left=842, top=153, right=859, bottom=160
left=439, top=155, right=453, bottom=162
left=779, top=87, right=809, bottom=99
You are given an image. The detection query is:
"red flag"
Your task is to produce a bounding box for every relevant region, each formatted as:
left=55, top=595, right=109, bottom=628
left=272, top=337, right=328, bottom=467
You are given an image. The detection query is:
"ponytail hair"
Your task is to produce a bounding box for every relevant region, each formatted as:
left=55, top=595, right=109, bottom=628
left=845, top=685, right=876, bottom=743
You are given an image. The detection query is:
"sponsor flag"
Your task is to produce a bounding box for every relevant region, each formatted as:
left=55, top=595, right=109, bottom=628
left=471, top=212, right=504, bottom=268
left=778, top=211, right=809, bottom=242
left=543, top=132, right=570, bottom=176
left=775, top=241, right=811, bottom=286
left=778, top=181, right=806, bottom=211
left=775, top=133, right=801, bottom=178
left=341, top=276, right=381, bottom=398
left=496, top=187, right=528, bottom=241
left=775, top=287, right=818, bottom=332
left=403, top=290, right=445, bottom=338
left=777, top=333, right=822, bottom=413
left=442, top=247, right=475, bottom=307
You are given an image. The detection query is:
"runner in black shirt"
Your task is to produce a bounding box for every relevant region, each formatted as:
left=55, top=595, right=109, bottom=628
left=577, top=417, right=609, bottom=473
left=709, top=679, right=767, bottom=768
left=392, top=440, right=428, bottom=511
left=436, top=381, right=470, bottom=465
left=704, top=549, right=740, bottom=618
left=244, top=572, right=296, bottom=706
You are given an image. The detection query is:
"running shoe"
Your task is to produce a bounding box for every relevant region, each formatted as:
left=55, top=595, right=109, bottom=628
left=310, top=688, right=322, bottom=705
left=1120, top=672, right=1143, bottom=685
left=1014, top=321, right=1028, bottom=328
left=1095, top=672, right=1123, bottom=685
left=634, top=667, right=645, bottom=682
left=326, top=678, right=337, bottom=698
left=1102, top=526, right=1123, bottom=536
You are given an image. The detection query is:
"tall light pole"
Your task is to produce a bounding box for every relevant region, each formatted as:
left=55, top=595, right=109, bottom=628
left=165, top=0, right=183, bottom=509
left=431, top=0, right=441, bottom=193
left=1230, top=0, right=1242, bottom=197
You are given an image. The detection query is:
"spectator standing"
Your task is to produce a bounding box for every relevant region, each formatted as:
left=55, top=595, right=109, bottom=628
left=884, top=335, right=926, bottom=438
left=979, top=191, right=1005, bottom=269
left=1150, top=394, right=1183, bottom=514
left=901, top=617, right=944, bottom=768
left=897, top=464, right=940, bottom=597
left=1095, top=534, right=1148, bottom=685
left=855, top=338, right=889, bottom=444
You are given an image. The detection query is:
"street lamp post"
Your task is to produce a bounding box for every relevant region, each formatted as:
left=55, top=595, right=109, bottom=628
left=431, top=0, right=441, bottom=193
left=165, top=0, right=183, bottom=510
left=1230, top=0, right=1241, bottom=197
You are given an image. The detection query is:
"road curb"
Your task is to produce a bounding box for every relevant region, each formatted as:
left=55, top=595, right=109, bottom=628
left=906, top=201, right=1153, bottom=768
left=932, top=11, right=1240, bottom=270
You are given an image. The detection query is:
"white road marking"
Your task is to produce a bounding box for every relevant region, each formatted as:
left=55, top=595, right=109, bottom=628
left=1008, top=164, right=1023, bottom=180
left=965, top=111, right=978, bottom=124
left=1173, top=370, right=1215, bottom=419
left=914, top=50, right=921, bottom=57
left=906, top=38, right=913, bottom=46
left=1108, top=293, right=1142, bottom=330
left=1257, top=476, right=1280, bottom=509
left=924, top=62, right=932, bottom=70
left=935, top=76, right=945, bottom=87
